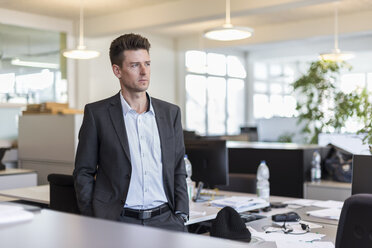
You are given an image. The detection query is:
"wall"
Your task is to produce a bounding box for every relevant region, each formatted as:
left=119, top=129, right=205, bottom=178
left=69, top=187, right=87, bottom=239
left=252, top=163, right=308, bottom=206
left=75, top=33, right=177, bottom=109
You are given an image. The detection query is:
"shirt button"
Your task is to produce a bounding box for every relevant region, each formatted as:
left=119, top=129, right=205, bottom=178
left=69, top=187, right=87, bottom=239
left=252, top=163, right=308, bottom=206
left=145, top=189, right=148, bottom=192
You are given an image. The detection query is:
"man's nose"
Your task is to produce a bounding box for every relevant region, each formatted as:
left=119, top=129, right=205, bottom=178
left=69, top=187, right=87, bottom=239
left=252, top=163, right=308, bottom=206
left=140, top=64, right=147, bottom=74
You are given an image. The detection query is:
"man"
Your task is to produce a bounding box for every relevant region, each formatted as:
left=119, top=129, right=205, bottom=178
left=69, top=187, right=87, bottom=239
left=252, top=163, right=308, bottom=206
left=73, top=33, right=189, bottom=232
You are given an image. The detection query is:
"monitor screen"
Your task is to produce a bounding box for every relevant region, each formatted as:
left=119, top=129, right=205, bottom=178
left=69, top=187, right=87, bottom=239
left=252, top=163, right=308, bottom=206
left=184, top=139, right=228, bottom=189
left=351, top=154, right=372, bottom=195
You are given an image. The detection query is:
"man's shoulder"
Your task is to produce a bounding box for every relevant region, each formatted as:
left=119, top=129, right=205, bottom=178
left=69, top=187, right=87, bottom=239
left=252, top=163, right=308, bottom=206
left=151, top=97, right=179, bottom=111
left=85, top=93, right=120, bottom=110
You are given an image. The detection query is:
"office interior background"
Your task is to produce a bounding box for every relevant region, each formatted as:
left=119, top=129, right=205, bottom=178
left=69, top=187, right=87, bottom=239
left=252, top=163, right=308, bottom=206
left=1, top=0, right=372, bottom=151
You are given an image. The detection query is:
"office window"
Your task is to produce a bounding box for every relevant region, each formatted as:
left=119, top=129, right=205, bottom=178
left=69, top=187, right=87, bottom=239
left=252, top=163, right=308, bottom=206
left=185, top=50, right=246, bottom=135
left=253, top=62, right=297, bottom=119
left=0, top=23, right=67, bottom=104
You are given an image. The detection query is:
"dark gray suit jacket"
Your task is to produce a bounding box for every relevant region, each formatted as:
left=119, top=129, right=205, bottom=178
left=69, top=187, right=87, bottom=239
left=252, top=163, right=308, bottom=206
left=73, top=92, right=189, bottom=220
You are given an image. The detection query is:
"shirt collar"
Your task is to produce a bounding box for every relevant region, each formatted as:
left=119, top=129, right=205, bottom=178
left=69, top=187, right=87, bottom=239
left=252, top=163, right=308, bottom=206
left=120, top=92, right=155, bottom=116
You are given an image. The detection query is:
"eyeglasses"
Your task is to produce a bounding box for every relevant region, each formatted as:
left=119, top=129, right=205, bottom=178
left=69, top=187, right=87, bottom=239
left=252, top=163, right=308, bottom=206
left=263, top=222, right=310, bottom=235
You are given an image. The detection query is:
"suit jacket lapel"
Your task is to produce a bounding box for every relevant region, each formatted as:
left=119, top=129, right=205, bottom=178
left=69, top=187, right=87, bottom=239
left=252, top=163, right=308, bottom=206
left=109, top=93, right=131, bottom=163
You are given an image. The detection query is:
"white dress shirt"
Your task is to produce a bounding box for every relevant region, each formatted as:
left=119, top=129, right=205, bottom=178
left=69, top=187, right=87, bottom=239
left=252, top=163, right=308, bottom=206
left=120, top=92, right=168, bottom=210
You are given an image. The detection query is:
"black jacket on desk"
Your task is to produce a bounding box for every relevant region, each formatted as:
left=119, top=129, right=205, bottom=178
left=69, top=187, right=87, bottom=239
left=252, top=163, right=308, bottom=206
left=73, top=92, right=189, bottom=220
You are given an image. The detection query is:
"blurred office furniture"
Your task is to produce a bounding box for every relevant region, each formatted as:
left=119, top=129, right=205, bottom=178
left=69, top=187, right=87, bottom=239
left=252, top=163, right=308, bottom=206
left=256, top=117, right=306, bottom=143
left=185, top=139, right=228, bottom=189
left=227, top=141, right=328, bottom=198
left=217, top=173, right=256, bottom=194
left=304, top=180, right=351, bottom=201
left=48, top=173, right=79, bottom=214
left=240, top=126, right=258, bottom=142
left=335, top=194, right=372, bottom=248
left=351, top=155, right=372, bottom=195
left=0, top=168, right=37, bottom=190
left=18, top=114, right=83, bottom=185
left=319, top=133, right=370, bottom=155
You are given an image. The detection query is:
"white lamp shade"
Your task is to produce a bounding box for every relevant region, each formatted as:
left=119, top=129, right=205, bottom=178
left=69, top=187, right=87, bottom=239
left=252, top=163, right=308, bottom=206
left=204, top=24, right=254, bottom=41
left=63, top=46, right=100, bottom=60
left=319, top=49, right=354, bottom=62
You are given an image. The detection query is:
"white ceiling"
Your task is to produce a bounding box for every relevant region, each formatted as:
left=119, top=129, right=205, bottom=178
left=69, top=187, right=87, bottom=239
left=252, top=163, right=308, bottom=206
left=1, top=0, right=372, bottom=38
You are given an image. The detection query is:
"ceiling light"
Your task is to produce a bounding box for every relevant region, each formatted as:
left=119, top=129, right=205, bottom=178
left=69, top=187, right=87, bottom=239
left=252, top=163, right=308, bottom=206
left=11, top=58, right=59, bottom=69
left=63, top=0, right=100, bottom=60
left=319, top=3, right=354, bottom=62
left=204, top=0, right=254, bottom=41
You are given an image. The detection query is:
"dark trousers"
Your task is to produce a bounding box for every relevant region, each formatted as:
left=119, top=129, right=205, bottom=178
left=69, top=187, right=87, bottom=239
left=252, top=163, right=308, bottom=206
left=118, top=209, right=187, bottom=232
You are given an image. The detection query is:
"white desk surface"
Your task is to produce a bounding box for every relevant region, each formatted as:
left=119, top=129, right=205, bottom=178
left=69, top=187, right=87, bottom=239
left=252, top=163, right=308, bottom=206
left=0, top=186, right=338, bottom=244
left=0, top=168, right=36, bottom=176
left=0, top=185, right=49, bottom=204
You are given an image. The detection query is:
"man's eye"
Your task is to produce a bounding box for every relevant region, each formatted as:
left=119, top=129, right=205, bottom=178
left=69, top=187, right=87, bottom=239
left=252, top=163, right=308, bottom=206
left=146, top=62, right=151, bottom=66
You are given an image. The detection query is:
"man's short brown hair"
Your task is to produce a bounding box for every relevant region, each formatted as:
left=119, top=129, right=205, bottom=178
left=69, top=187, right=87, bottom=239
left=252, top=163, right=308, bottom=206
left=109, top=33, right=151, bottom=67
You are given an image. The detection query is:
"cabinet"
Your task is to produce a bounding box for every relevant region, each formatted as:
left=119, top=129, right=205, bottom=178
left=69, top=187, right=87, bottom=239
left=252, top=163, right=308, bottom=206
left=18, top=114, right=83, bottom=185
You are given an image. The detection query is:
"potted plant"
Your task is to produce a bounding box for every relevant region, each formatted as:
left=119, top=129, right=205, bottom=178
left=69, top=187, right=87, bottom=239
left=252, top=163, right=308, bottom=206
left=292, top=60, right=372, bottom=152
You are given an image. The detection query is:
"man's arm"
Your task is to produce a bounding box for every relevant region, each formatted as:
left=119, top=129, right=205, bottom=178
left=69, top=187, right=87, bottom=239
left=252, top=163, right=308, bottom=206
left=173, top=107, right=189, bottom=217
left=73, top=105, right=98, bottom=216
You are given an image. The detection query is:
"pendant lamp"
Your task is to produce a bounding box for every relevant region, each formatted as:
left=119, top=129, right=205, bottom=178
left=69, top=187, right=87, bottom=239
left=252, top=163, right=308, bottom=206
left=63, top=0, right=100, bottom=59
left=204, top=0, right=254, bottom=41
left=319, top=3, right=354, bottom=61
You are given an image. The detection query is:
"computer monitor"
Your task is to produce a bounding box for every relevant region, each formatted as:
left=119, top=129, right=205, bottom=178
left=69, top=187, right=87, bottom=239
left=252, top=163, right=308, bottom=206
left=351, top=154, right=372, bottom=195
left=184, top=139, right=229, bottom=189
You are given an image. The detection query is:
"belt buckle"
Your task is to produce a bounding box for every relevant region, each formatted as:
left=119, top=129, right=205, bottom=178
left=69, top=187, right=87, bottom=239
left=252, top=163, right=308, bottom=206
left=139, top=210, right=152, bottom=220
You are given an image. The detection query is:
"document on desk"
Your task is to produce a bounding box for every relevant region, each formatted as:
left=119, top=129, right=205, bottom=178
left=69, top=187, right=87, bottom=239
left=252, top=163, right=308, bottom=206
left=306, top=208, right=341, bottom=220
left=275, top=241, right=334, bottom=248
left=311, top=200, right=344, bottom=209
left=248, top=227, right=325, bottom=242
left=210, top=196, right=266, bottom=211
left=0, top=204, right=34, bottom=225
left=283, top=199, right=317, bottom=207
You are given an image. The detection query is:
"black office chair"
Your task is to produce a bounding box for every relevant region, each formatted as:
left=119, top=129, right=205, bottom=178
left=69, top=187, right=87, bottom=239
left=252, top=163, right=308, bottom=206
left=335, top=194, right=372, bottom=248
left=47, top=173, right=80, bottom=214
left=217, top=173, right=256, bottom=194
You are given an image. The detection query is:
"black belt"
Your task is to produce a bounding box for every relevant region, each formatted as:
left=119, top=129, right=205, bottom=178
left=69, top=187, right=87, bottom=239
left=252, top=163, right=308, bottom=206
left=122, top=204, right=170, bottom=220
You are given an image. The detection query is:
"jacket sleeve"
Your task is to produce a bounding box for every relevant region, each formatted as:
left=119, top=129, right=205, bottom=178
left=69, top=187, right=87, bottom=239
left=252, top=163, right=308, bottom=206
left=173, top=107, right=189, bottom=215
left=73, top=105, right=98, bottom=216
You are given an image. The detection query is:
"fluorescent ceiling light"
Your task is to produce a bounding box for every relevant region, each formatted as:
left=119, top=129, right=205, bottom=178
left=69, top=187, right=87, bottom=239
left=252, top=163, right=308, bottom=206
left=204, top=0, right=254, bottom=41
left=11, top=58, right=59, bottom=69
left=63, top=0, right=100, bottom=60
left=319, top=3, right=354, bottom=62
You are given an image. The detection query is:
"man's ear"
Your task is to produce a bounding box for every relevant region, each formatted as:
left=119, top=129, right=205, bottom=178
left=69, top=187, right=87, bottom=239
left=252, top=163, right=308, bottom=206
left=112, top=64, right=121, bottom=79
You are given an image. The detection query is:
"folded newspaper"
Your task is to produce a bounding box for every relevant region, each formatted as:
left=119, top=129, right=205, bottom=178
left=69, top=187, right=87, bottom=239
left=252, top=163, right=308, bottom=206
left=210, top=196, right=267, bottom=211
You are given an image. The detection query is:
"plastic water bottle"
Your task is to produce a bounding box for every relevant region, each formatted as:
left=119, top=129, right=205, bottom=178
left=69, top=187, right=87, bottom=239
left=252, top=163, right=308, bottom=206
left=184, top=155, right=195, bottom=200
left=311, top=151, right=321, bottom=182
left=256, top=160, right=270, bottom=202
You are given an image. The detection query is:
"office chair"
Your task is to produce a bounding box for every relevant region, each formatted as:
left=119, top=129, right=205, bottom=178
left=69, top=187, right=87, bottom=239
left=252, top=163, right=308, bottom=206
left=47, top=173, right=80, bottom=214
left=335, top=194, right=372, bottom=248
left=217, top=173, right=256, bottom=194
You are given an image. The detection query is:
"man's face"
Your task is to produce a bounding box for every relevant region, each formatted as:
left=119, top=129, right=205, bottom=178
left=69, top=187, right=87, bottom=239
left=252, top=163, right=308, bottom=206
left=114, top=49, right=151, bottom=93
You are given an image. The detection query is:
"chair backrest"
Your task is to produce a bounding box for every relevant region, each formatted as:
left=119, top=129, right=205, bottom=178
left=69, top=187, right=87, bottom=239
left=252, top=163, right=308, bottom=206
left=47, top=173, right=80, bottom=214
left=216, top=173, right=256, bottom=194
left=335, top=194, right=372, bottom=248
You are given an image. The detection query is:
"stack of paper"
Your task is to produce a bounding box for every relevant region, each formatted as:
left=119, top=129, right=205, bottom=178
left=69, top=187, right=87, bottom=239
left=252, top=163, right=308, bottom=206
left=284, top=199, right=317, bottom=207
left=311, top=200, right=343, bottom=209
left=275, top=241, right=334, bottom=248
left=210, top=196, right=266, bottom=211
left=248, top=226, right=325, bottom=242
left=306, top=208, right=341, bottom=220
left=0, top=204, right=34, bottom=225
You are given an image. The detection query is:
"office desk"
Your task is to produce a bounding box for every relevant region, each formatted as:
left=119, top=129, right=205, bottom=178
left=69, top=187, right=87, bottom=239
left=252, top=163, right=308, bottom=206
left=0, top=168, right=37, bottom=190
left=0, top=208, right=258, bottom=248
left=0, top=185, right=49, bottom=204
left=0, top=187, right=338, bottom=246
